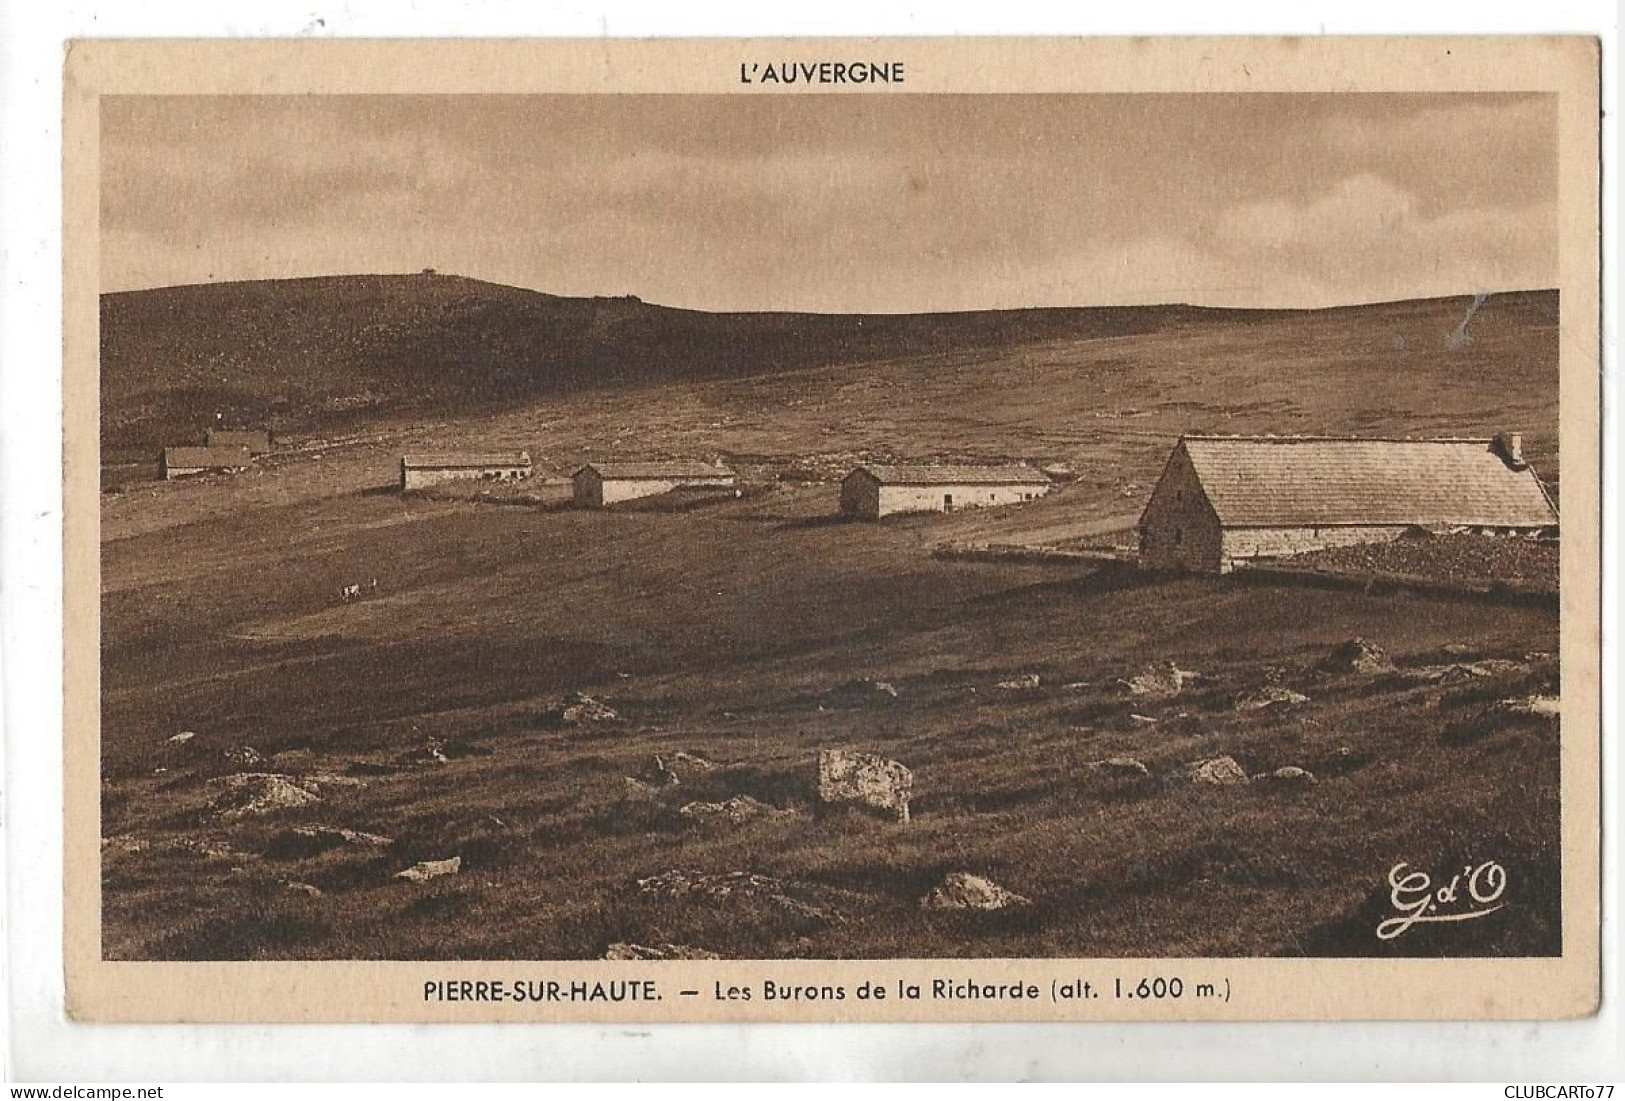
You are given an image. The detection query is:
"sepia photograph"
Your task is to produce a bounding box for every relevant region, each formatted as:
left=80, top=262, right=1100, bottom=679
left=94, top=87, right=1572, bottom=963
left=56, top=36, right=1601, bottom=1025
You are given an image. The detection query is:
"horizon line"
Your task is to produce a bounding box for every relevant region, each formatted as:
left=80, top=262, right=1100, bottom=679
left=98, top=270, right=1561, bottom=317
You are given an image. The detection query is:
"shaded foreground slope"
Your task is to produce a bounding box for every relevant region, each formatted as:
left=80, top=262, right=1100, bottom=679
left=102, top=486, right=1560, bottom=960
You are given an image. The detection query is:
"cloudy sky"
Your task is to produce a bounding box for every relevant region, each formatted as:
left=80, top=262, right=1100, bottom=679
left=101, top=93, right=1556, bottom=312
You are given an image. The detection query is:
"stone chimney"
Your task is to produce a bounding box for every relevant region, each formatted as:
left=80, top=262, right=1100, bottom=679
left=1494, top=432, right=1528, bottom=471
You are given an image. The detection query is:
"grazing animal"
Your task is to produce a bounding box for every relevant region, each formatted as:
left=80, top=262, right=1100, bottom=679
left=340, top=584, right=362, bottom=601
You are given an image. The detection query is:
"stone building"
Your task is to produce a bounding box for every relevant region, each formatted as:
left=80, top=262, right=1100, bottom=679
left=400, top=451, right=531, bottom=491
left=206, top=428, right=274, bottom=456
left=572, top=461, right=737, bottom=507
left=159, top=446, right=252, bottom=480
left=1137, top=434, right=1559, bottom=573
left=839, top=464, right=1052, bottom=520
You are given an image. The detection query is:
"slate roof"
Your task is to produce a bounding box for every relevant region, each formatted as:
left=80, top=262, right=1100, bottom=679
left=849, top=464, right=1051, bottom=486
left=1177, top=436, right=1558, bottom=528
left=401, top=451, right=531, bottom=469
left=577, top=462, right=736, bottom=480
left=163, top=446, right=251, bottom=469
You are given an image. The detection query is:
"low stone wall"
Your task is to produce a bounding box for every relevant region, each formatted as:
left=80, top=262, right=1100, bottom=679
left=1230, top=562, right=1558, bottom=608
left=932, top=542, right=1132, bottom=566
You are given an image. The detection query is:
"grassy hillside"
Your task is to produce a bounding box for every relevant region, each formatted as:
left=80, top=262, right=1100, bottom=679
left=101, top=273, right=1213, bottom=452
left=99, top=279, right=1564, bottom=961
left=102, top=486, right=1560, bottom=960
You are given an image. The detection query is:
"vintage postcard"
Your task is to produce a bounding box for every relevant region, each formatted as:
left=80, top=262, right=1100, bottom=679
left=63, top=37, right=1601, bottom=1023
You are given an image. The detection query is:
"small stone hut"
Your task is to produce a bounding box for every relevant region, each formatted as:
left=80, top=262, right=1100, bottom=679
left=400, top=451, right=531, bottom=491
left=159, top=446, right=252, bottom=480
left=572, top=462, right=738, bottom=508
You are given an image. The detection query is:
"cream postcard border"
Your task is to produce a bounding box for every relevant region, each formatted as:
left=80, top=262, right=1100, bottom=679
left=61, top=35, right=1602, bottom=1023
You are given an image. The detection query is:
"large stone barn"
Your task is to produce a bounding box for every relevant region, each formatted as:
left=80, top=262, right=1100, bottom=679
left=400, top=451, right=531, bottom=491
left=159, top=446, right=252, bottom=480
left=1137, top=434, right=1559, bottom=573
left=840, top=464, right=1053, bottom=520
left=206, top=428, right=273, bottom=456
left=572, top=461, right=738, bottom=507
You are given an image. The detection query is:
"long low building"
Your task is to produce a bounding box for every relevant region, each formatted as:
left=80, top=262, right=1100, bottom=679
left=572, top=461, right=738, bottom=507
left=840, top=464, right=1053, bottom=520
left=400, top=451, right=532, bottom=491
left=1137, top=433, right=1559, bottom=573
left=159, top=446, right=252, bottom=480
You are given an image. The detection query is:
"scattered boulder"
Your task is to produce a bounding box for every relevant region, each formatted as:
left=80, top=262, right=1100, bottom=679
left=102, top=834, right=148, bottom=854
left=1185, top=756, right=1249, bottom=786
left=266, top=824, right=391, bottom=860
left=301, top=772, right=367, bottom=789
left=284, top=881, right=324, bottom=898
left=403, top=739, right=450, bottom=765
left=1122, top=661, right=1197, bottom=699
left=605, top=942, right=722, bottom=961
left=168, top=731, right=196, bottom=744
left=394, top=856, right=461, bottom=882
left=679, top=795, right=785, bottom=826
left=1094, top=756, right=1151, bottom=779
left=667, top=751, right=717, bottom=778
left=622, top=776, right=666, bottom=799
left=560, top=694, right=619, bottom=725
left=1252, top=766, right=1318, bottom=787
left=1235, top=684, right=1310, bottom=711
left=638, top=751, right=716, bottom=788
left=174, top=837, right=240, bottom=860
left=1403, top=660, right=1525, bottom=685
left=210, top=773, right=321, bottom=817
left=995, top=673, right=1041, bottom=691
left=920, top=872, right=1031, bottom=911
left=1499, top=695, right=1560, bottom=718
left=223, top=745, right=265, bottom=766
left=1460, top=658, right=1528, bottom=679
left=1127, top=713, right=1158, bottom=727
left=817, top=749, right=913, bottom=823
left=635, top=870, right=836, bottom=921
left=1320, top=638, right=1394, bottom=675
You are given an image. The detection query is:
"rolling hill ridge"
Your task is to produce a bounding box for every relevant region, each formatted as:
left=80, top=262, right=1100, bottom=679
left=100, top=273, right=1559, bottom=455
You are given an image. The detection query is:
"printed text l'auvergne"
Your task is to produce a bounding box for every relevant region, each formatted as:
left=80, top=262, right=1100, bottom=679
left=739, top=61, right=905, bottom=86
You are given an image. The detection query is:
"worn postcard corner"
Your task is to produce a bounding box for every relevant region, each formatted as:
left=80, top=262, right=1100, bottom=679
left=63, top=35, right=1601, bottom=1025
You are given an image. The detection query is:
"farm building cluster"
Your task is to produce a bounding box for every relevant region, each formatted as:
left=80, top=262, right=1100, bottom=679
left=385, top=429, right=1555, bottom=574
left=158, top=427, right=274, bottom=480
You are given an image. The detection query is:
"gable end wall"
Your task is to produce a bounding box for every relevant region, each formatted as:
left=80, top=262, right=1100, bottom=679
left=1138, top=445, right=1223, bottom=571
